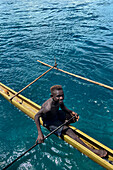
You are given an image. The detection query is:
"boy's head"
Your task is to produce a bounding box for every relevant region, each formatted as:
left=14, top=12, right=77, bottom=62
left=50, top=85, right=64, bottom=104
left=50, top=85, right=62, bottom=95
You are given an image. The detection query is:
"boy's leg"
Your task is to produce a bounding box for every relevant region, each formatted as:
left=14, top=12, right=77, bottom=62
left=62, top=126, right=107, bottom=157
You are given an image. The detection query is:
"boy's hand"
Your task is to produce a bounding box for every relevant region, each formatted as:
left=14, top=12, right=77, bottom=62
left=36, top=133, right=44, bottom=144
left=71, top=112, right=79, bottom=122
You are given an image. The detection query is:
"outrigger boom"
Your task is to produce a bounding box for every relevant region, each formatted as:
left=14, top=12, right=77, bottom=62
left=37, top=60, right=113, bottom=90
left=0, top=82, right=113, bottom=169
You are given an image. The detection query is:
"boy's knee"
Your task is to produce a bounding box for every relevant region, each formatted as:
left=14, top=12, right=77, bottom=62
left=62, top=126, right=71, bottom=134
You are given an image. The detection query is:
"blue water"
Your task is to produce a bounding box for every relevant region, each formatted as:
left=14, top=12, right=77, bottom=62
left=0, top=0, right=113, bottom=169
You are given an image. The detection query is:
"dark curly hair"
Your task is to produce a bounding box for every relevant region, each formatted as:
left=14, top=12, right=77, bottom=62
left=50, top=85, right=63, bottom=95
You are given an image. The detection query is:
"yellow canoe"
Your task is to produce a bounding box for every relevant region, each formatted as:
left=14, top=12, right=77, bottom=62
left=0, top=82, right=113, bottom=169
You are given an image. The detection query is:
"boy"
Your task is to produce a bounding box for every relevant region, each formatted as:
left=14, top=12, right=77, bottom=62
left=35, top=85, right=107, bottom=157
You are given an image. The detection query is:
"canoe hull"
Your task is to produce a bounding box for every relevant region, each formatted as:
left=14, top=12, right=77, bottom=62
left=0, top=82, right=113, bottom=169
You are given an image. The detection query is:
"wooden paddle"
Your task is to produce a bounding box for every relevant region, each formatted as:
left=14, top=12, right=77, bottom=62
left=3, top=115, right=76, bottom=169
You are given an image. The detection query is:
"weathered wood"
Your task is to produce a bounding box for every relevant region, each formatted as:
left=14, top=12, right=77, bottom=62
left=37, top=60, right=113, bottom=90
left=10, top=66, right=54, bottom=100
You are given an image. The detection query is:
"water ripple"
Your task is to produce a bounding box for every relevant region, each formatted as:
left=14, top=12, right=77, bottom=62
left=0, top=0, right=113, bottom=169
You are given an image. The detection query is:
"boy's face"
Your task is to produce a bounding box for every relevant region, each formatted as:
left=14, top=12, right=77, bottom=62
left=52, top=89, right=64, bottom=104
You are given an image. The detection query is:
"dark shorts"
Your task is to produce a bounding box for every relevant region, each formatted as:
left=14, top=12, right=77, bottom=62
left=43, top=110, right=66, bottom=136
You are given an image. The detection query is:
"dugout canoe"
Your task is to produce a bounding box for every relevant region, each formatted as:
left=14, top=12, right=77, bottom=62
left=0, top=82, right=113, bottom=169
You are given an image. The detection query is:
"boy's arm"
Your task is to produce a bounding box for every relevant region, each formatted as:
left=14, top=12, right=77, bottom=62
left=34, top=108, right=44, bottom=143
left=60, top=102, right=72, bottom=113
left=60, top=103, right=79, bottom=122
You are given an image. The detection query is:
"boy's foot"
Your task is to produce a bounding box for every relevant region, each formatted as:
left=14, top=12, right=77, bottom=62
left=94, top=149, right=107, bottom=158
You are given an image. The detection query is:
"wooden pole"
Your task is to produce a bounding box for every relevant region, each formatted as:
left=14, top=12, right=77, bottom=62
left=10, top=66, right=55, bottom=100
left=37, top=60, right=113, bottom=90
left=3, top=115, right=76, bottom=169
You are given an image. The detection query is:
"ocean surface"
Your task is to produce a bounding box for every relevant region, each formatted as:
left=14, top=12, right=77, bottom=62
left=0, top=0, right=113, bottom=169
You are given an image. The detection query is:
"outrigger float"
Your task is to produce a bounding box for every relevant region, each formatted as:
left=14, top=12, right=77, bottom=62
left=0, top=60, right=113, bottom=169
